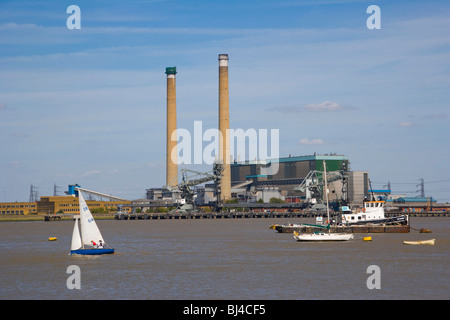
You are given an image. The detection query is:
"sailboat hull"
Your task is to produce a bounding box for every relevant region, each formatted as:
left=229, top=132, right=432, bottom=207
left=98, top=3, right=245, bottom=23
left=70, top=248, right=115, bottom=255
left=294, top=233, right=354, bottom=241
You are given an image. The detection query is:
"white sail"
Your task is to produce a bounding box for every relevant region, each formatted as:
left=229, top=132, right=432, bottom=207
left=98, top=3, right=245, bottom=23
left=71, top=217, right=82, bottom=250
left=78, top=191, right=105, bottom=247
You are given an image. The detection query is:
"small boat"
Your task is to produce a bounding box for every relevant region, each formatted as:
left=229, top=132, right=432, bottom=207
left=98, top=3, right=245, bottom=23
left=272, top=223, right=308, bottom=233
left=294, top=231, right=354, bottom=241
left=403, top=239, right=435, bottom=246
left=48, top=237, right=57, bottom=241
left=70, top=190, right=114, bottom=255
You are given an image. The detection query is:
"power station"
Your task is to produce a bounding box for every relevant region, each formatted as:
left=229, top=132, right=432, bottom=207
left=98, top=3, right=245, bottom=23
left=142, top=53, right=444, bottom=213
left=153, top=54, right=359, bottom=211
left=154, top=55, right=350, bottom=211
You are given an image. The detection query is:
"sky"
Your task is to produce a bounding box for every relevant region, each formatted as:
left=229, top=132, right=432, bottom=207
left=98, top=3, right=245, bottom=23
left=0, top=0, right=449, bottom=202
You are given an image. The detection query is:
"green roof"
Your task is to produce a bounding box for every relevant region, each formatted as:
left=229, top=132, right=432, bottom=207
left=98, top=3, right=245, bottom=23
left=165, top=67, right=177, bottom=74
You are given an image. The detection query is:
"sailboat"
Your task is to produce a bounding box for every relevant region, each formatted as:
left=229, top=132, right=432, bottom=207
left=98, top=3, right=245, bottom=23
left=70, top=190, right=114, bottom=255
left=294, top=160, right=353, bottom=242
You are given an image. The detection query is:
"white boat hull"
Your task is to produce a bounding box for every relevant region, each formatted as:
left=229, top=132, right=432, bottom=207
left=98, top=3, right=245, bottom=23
left=294, top=232, right=354, bottom=241
left=403, top=239, right=435, bottom=245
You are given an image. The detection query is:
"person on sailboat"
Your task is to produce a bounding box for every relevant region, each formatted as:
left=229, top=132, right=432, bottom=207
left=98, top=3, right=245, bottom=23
left=91, top=240, right=97, bottom=248
left=98, top=240, right=104, bottom=248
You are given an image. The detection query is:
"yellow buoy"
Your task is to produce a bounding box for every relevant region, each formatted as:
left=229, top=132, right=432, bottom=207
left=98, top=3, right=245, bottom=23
left=363, top=236, right=372, bottom=242
left=48, top=237, right=57, bottom=241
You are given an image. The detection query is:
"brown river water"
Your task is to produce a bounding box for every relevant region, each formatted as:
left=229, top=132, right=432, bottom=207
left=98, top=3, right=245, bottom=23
left=0, top=217, right=448, bottom=300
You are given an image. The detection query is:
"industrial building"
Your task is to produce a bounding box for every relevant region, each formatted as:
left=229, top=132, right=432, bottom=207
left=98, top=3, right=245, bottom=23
left=0, top=202, right=37, bottom=215
left=231, top=154, right=349, bottom=202
left=36, top=196, right=131, bottom=215
left=230, top=154, right=348, bottom=193
left=0, top=195, right=131, bottom=216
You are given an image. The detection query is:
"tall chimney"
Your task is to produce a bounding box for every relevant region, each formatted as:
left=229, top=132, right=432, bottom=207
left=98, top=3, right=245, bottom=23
left=165, top=67, right=177, bottom=186
left=218, top=54, right=231, bottom=200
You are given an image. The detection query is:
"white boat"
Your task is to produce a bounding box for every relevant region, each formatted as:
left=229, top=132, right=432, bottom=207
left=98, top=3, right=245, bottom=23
left=294, top=161, right=353, bottom=242
left=294, top=231, right=354, bottom=241
left=70, top=190, right=114, bottom=255
left=403, top=239, right=435, bottom=245
left=341, top=201, right=408, bottom=226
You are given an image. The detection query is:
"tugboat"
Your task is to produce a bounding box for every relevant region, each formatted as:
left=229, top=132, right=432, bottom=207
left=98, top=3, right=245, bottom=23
left=341, top=201, right=407, bottom=226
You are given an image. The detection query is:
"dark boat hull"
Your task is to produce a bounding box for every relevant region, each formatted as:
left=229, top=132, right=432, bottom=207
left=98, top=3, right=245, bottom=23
left=345, top=215, right=407, bottom=226
left=70, top=248, right=115, bottom=255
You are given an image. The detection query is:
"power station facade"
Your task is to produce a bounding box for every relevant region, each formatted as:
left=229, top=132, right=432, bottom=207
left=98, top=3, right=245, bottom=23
left=230, top=155, right=350, bottom=202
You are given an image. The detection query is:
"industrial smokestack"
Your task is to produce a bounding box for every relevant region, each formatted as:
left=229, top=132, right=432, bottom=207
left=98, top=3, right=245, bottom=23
left=218, top=54, right=231, bottom=200
left=165, top=67, right=177, bottom=187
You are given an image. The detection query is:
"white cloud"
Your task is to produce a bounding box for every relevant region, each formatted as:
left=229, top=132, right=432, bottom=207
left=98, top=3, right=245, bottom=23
left=398, top=121, right=415, bottom=127
left=271, top=101, right=350, bottom=113
left=423, top=113, right=447, bottom=120
left=11, top=132, right=30, bottom=138
left=303, top=101, right=345, bottom=112
left=299, top=138, right=325, bottom=145
left=81, top=170, right=102, bottom=178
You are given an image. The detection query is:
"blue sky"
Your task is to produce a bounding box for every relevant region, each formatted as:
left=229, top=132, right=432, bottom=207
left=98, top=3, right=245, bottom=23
left=1, top=0, right=449, bottom=202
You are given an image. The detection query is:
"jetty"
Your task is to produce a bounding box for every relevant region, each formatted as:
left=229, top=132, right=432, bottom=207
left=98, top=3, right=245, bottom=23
left=114, top=211, right=312, bottom=220
left=44, top=214, right=74, bottom=221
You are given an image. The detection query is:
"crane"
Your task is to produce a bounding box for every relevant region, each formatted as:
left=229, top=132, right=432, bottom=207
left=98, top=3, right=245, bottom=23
left=74, top=187, right=128, bottom=201
left=163, top=162, right=224, bottom=212
left=294, top=169, right=347, bottom=208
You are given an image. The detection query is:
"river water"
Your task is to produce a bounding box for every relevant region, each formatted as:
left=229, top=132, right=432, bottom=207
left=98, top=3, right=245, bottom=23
left=0, top=217, right=448, bottom=300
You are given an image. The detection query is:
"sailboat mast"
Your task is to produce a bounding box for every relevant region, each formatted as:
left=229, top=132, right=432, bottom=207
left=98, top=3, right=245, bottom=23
left=323, top=160, right=330, bottom=227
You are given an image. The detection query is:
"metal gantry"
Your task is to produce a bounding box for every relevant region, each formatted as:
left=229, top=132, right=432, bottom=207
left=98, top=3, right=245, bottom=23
left=163, top=162, right=224, bottom=212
